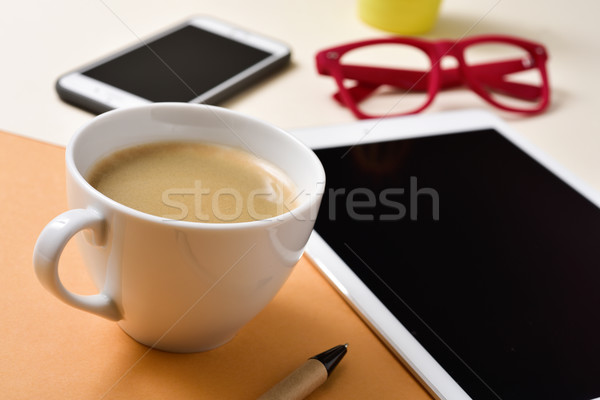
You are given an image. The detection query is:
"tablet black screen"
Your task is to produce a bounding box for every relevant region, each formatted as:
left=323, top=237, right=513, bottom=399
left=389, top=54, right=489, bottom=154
left=313, top=129, right=600, bottom=400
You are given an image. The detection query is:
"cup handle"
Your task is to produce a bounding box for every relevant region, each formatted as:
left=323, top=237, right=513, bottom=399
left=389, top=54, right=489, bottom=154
left=33, top=208, right=122, bottom=321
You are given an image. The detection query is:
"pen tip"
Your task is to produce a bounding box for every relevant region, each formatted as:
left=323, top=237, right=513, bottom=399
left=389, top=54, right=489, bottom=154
left=312, top=344, right=349, bottom=376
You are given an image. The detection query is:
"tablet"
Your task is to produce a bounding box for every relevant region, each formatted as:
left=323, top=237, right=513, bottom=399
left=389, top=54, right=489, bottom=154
left=291, top=110, right=600, bottom=400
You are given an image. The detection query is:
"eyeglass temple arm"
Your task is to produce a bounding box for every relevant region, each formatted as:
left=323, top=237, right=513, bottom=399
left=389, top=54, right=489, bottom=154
left=332, top=65, right=433, bottom=105
left=333, top=59, right=541, bottom=105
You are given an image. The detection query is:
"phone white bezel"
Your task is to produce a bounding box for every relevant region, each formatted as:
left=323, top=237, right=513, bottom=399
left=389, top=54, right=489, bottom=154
left=57, top=16, right=291, bottom=110
left=290, top=109, right=600, bottom=400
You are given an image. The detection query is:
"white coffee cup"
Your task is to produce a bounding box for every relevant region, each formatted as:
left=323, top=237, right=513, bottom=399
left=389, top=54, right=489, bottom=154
left=33, top=103, right=325, bottom=352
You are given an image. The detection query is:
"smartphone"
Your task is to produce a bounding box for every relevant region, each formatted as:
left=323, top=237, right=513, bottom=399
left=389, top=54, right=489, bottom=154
left=56, top=16, right=291, bottom=114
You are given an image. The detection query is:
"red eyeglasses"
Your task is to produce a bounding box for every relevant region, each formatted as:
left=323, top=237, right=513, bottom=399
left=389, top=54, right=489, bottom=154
left=316, top=35, right=550, bottom=119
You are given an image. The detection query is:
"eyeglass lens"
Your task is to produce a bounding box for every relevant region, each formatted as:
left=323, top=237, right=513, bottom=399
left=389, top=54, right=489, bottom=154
left=463, top=42, right=545, bottom=112
left=338, top=43, right=433, bottom=116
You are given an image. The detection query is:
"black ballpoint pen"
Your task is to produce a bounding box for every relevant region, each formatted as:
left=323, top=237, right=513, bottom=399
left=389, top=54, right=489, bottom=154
left=257, top=344, right=349, bottom=400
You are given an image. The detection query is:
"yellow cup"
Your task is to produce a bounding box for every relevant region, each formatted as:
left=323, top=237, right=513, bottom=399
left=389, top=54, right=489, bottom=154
left=358, top=0, right=442, bottom=35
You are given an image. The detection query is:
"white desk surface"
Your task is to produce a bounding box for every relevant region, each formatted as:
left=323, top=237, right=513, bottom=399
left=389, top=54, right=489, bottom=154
left=2, top=0, right=599, bottom=191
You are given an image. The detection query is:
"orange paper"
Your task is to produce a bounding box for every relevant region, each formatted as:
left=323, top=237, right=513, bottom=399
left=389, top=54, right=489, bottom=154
left=0, top=130, right=432, bottom=399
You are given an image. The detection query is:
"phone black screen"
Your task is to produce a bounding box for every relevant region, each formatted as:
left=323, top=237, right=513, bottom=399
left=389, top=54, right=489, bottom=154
left=83, top=25, right=271, bottom=102
left=313, top=129, right=600, bottom=400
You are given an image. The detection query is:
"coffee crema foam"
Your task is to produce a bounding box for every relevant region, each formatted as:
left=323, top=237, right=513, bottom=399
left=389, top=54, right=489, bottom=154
left=87, top=141, right=299, bottom=223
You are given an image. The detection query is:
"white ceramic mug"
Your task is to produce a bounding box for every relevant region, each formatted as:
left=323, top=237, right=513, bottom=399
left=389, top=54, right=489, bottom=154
left=33, top=103, right=325, bottom=352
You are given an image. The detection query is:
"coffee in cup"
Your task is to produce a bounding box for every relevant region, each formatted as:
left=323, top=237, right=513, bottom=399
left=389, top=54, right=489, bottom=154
left=87, top=141, right=299, bottom=223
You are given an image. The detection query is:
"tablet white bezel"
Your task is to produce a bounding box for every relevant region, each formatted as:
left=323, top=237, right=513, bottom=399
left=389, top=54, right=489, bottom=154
left=57, top=16, right=290, bottom=109
left=290, top=109, right=600, bottom=400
